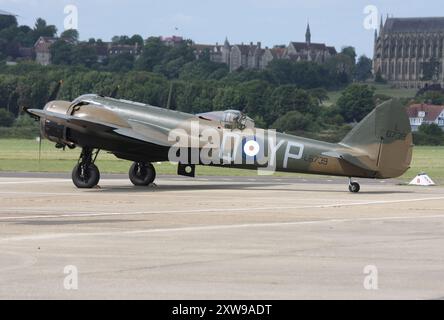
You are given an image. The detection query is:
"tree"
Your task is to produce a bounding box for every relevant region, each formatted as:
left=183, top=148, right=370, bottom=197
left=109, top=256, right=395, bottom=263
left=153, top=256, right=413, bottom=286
left=50, top=40, right=74, bottom=65
left=355, top=55, right=373, bottom=81
left=0, top=14, right=18, bottom=30
left=33, top=18, right=57, bottom=39
left=135, top=37, right=168, bottom=71
left=179, top=60, right=228, bottom=81
left=374, top=69, right=386, bottom=83
left=309, top=88, right=329, bottom=104
left=130, top=34, right=144, bottom=47
left=422, top=58, right=440, bottom=81
left=325, top=53, right=355, bottom=86
left=418, top=91, right=444, bottom=105
left=266, top=85, right=319, bottom=125
left=60, top=29, right=79, bottom=42
left=72, top=44, right=97, bottom=68
left=106, top=53, right=135, bottom=72
left=414, top=123, right=444, bottom=146
left=337, top=84, right=375, bottom=122
left=271, top=111, right=316, bottom=133
left=341, top=46, right=357, bottom=64
left=0, top=108, right=15, bottom=127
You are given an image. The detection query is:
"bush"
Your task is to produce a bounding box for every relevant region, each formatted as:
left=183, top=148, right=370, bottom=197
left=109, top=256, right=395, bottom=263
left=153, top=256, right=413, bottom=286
left=0, top=126, right=39, bottom=139
left=336, top=84, right=375, bottom=123
left=0, top=108, right=15, bottom=127
left=413, top=124, right=444, bottom=146
left=271, top=111, right=318, bottom=133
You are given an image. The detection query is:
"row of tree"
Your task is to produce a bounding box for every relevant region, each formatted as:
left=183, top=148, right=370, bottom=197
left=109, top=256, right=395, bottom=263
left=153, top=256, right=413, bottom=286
left=0, top=16, right=57, bottom=59
left=1, top=14, right=374, bottom=83
left=0, top=61, right=381, bottom=140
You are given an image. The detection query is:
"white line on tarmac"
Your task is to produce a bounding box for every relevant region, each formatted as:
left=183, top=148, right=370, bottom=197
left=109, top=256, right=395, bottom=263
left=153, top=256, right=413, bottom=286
left=1, top=214, right=444, bottom=243
left=0, top=179, right=70, bottom=185
left=0, top=197, right=443, bottom=221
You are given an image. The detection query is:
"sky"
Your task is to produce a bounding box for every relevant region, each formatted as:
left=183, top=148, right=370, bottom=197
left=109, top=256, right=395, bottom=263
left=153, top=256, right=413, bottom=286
left=1, top=0, right=444, bottom=57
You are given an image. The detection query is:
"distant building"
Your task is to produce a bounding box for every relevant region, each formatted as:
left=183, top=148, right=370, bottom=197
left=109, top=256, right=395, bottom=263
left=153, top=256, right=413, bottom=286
left=196, top=24, right=336, bottom=72
left=107, top=43, right=141, bottom=57
left=34, top=37, right=57, bottom=65
left=284, top=24, right=337, bottom=63
left=374, top=16, right=444, bottom=88
left=34, top=37, right=141, bottom=65
left=407, top=103, right=444, bottom=131
left=18, top=46, right=34, bottom=60
left=161, top=35, right=184, bottom=47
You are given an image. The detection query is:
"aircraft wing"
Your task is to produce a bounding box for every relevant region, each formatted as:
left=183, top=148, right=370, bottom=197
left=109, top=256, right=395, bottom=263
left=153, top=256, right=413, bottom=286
left=26, top=109, right=171, bottom=147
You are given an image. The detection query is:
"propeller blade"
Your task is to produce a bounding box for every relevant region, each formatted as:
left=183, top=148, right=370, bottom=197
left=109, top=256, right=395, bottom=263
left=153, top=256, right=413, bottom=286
left=110, top=85, right=120, bottom=98
left=48, top=80, right=63, bottom=102
left=38, top=129, right=42, bottom=167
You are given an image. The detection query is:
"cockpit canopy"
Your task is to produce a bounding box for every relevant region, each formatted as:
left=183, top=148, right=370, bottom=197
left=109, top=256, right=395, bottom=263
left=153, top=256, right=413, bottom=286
left=198, top=110, right=255, bottom=130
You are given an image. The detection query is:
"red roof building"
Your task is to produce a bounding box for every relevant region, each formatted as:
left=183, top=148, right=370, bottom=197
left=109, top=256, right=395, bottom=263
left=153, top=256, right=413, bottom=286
left=407, top=103, right=444, bottom=131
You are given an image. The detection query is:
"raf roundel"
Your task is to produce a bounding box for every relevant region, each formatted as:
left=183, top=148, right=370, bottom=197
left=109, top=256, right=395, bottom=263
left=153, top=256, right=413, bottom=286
left=244, top=140, right=260, bottom=157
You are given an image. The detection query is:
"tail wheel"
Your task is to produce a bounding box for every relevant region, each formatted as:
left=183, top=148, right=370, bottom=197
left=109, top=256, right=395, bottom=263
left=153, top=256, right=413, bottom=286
left=129, top=162, right=156, bottom=186
left=72, top=164, right=100, bottom=189
left=349, top=182, right=361, bottom=193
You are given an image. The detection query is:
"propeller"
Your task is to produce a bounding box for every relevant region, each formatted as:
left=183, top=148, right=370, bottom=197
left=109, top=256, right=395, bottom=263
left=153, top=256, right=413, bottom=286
left=110, top=85, right=120, bottom=98
left=48, top=80, right=63, bottom=102
left=166, top=82, right=174, bottom=110
left=38, top=128, right=42, bottom=168
left=23, top=79, right=64, bottom=167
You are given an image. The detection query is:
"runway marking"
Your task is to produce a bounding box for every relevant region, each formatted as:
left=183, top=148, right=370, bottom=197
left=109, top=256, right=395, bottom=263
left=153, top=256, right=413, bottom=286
left=0, top=179, right=70, bottom=185
left=0, top=196, right=443, bottom=221
left=1, top=214, right=444, bottom=243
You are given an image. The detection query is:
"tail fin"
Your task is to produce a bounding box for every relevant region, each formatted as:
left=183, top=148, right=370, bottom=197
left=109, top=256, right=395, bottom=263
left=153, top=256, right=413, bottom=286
left=340, top=99, right=413, bottom=179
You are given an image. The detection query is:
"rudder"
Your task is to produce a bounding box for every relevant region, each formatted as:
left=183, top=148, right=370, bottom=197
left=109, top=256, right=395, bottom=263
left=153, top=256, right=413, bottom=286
left=340, top=99, right=413, bottom=179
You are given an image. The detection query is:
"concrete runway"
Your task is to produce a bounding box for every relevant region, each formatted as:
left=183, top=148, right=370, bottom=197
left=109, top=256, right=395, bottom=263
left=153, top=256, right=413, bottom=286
left=0, top=173, right=443, bottom=300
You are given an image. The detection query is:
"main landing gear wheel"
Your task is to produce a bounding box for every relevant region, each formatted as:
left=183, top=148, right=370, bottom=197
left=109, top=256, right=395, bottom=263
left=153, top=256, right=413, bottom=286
left=129, top=162, right=156, bottom=186
left=72, top=148, right=101, bottom=189
left=348, top=180, right=361, bottom=193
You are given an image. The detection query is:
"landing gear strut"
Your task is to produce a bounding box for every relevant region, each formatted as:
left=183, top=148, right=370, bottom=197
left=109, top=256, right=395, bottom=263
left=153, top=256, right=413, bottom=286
left=72, top=148, right=100, bottom=189
left=348, top=178, right=361, bottom=193
left=129, top=162, right=156, bottom=186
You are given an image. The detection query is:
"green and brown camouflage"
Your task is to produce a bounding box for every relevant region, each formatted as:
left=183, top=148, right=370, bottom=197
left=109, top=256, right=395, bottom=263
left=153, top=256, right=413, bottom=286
left=27, top=94, right=413, bottom=190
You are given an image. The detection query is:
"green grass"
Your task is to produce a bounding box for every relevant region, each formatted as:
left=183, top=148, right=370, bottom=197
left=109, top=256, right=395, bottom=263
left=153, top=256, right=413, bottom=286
left=403, top=147, right=444, bottom=184
left=325, top=83, right=417, bottom=107
left=0, top=139, right=443, bottom=183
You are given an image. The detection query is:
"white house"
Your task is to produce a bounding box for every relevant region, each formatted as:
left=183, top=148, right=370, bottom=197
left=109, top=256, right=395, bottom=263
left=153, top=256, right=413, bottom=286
left=407, top=104, right=444, bottom=132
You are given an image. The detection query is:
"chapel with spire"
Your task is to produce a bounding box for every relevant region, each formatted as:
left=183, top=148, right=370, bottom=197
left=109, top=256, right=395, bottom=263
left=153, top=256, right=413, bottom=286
left=306, top=23, right=311, bottom=45
left=373, top=15, right=444, bottom=88
left=285, top=22, right=337, bottom=63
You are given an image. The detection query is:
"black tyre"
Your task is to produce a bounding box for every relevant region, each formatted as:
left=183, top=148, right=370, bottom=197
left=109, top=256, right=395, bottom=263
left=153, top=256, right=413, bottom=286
left=72, top=164, right=100, bottom=189
left=129, top=162, right=156, bottom=186
left=349, top=182, right=361, bottom=193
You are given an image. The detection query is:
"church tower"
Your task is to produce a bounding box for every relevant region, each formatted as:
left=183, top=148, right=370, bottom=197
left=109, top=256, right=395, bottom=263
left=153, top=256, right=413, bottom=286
left=305, top=23, right=311, bottom=45
left=222, top=37, right=231, bottom=65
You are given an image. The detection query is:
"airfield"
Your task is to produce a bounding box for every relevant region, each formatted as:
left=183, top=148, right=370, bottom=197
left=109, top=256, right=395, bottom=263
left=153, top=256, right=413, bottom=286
left=0, top=173, right=443, bottom=300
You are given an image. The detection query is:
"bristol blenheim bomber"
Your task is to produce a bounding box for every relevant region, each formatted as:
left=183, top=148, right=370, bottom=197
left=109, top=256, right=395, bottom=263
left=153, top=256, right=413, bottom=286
left=26, top=87, right=413, bottom=193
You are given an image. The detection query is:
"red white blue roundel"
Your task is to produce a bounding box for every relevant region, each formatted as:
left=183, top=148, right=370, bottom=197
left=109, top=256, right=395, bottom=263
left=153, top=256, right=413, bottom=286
left=244, top=140, right=260, bottom=157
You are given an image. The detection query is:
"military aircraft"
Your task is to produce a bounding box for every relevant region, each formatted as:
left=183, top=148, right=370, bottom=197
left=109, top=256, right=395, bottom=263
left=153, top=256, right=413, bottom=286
left=25, top=89, right=413, bottom=193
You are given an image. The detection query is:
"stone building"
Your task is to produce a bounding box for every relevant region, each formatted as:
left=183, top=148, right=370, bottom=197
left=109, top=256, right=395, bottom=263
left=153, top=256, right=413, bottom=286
left=284, top=24, right=337, bottom=63
left=373, top=17, right=444, bottom=88
left=34, top=37, right=141, bottom=65
left=197, top=24, right=336, bottom=72
left=34, top=37, right=57, bottom=65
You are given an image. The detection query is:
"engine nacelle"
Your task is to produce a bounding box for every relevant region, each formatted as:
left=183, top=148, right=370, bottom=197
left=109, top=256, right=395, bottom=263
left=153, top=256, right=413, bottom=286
left=41, top=101, right=72, bottom=146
